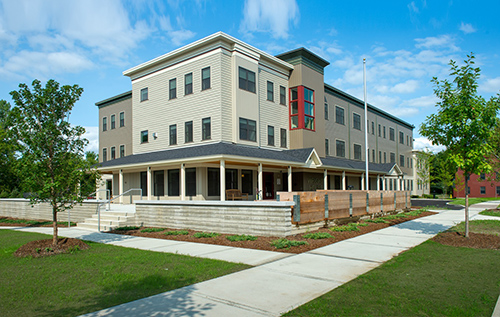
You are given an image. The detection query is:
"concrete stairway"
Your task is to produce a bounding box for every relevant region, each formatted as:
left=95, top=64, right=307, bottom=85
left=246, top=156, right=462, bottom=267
left=77, top=204, right=136, bottom=231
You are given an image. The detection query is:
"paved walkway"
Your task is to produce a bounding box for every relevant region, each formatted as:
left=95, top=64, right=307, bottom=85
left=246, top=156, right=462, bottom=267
left=2, top=201, right=499, bottom=316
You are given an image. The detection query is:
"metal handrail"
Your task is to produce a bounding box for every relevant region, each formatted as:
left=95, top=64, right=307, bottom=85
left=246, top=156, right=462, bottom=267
left=87, top=189, right=110, bottom=199
left=97, top=188, right=142, bottom=232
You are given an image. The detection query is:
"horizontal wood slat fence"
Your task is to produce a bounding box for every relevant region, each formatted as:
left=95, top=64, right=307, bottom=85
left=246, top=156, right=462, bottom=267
left=277, top=190, right=411, bottom=225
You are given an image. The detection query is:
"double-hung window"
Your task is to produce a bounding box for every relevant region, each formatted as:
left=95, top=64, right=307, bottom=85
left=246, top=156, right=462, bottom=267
left=336, top=106, right=344, bottom=125
left=324, top=99, right=329, bottom=120
left=185, top=121, right=193, bottom=143
left=400, top=155, right=405, bottom=167
left=239, top=67, right=256, bottom=92
left=280, top=128, right=287, bottom=148
left=202, top=117, right=211, bottom=140
left=378, top=124, right=381, bottom=136
left=120, top=145, right=125, bottom=158
left=267, top=81, right=274, bottom=101
left=390, top=152, right=396, bottom=163
left=119, top=112, right=125, bottom=127
left=389, top=127, right=395, bottom=141
left=111, top=146, right=116, bottom=159
left=353, top=113, right=361, bottom=130
left=289, top=86, right=315, bottom=130
left=383, top=126, right=386, bottom=138
left=239, top=118, right=256, bottom=141
left=268, top=125, right=274, bottom=146
left=111, top=114, right=115, bottom=129
left=141, top=130, right=148, bottom=143
left=399, top=131, right=404, bottom=144
left=102, top=117, right=107, bottom=131
left=280, top=86, right=286, bottom=105
left=185, top=73, right=193, bottom=95
left=102, top=148, right=107, bottom=162
left=336, top=140, right=345, bottom=158
left=371, top=122, right=375, bottom=135
left=202, top=67, right=210, bottom=90
left=354, top=144, right=362, bottom=160
left=169, top=124, right=177, bottom=145
left=140, top=88, right=148, bottom=101
left=325, top=139, right=329, bottom=156
left=169, top=78, right=176, bottom=100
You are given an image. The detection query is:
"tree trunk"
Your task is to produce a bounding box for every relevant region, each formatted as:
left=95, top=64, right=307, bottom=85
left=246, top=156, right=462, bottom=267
left=52, top=205, right=58, bottom=245
left=465, top=173, right=469, bottom=238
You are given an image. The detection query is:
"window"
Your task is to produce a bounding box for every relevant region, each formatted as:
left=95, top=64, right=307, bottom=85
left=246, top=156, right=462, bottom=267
left=202, top=67, right=210, bottom=90
left=289, top=86, right=315, bottom=130
left=378, top=124, right=381, bottom=137
left=207, top=168, right=220, bottom=196
left=353, top=113, right=361, bottom=130
left=111, top=115, right=116, bottom=129
left=372, top=149, right=375, bottom=162
left=481, top=186, right=486, bottom=195
left=141, top=130, right=148, bottom=143
left=186, top=168, right=196, bottom=196
left=102, top=148, right=107, bottom=162
left=383, top=126, right=386, bottom=138
left=153, top=171, right=164, bottom=197
left=354, top=144, right=362, bottom=160
left=389, top=128, right=395, bottom=141
left=185, top=73, right=193, bottom=95
left=202, top=117, right=211, bottom=140
left=410, top=158, right=413, bottom=168
left=371, top=121, right=375, bottom=135
left=336, top=140, right=345, bottom=158
left=400, top=155, right=405, bottom=167
left=407, top=157, right=410, bottom=168
left=111, top=146, right=116, bottom=159
left=280, top=128, right=287, bottom=148
left=120, top=145, right=125, bottom=158
left=140, top=88, right=148, bottom=101
left=267, top=81, right=274, bottom=101
left=290, top=87, right=299, bottom=129
left=480, top=173, right=486, bottom=180
left=140, top=172, right=147, bottom=197
left=102, top=117, right=107, bottom=131
left=119, top=112, right=125, bottom=127
left=325, top=139, right=329, bottom=156
left=242, top=170, right=253, bottom=195
left=238, top=67, right=255, bottom=92
left=336, top=106, right=345, bottom=125
left=324, top=100, right=329, bottom=120
left=406, top=135, right=409, bottom=146
left=280, top=86, right=286, bottom=105
left=384, top=152, right=387, bottom=163
left=225, top=169, right=238, bottom=190
left=268, top=125, right=274, bottom=146
left=379, top=151, right=382, bottom=163
left=399, top=131, right=404, bottom=144
left=185, top=121, right=193, bottom=143
left=169, top=78, right=176, bottom=100
left=169, top=124, right=177, bottom=145
left=497, top=186, right=500, bottom=196
left=168, top=169, right=180, bottom=196
left=239, top=118, right=256, bottom=141
left=390, top=152, right=396, bottom=163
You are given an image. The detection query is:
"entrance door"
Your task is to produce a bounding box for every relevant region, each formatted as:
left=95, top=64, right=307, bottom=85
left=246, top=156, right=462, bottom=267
left=263, top=172, right=274, bottom=199
left=106, top=180, right=112, bottom=199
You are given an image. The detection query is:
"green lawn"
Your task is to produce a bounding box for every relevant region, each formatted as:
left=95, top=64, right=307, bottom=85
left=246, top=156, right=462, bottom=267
left=284, top=221, right=500, bottom=317
left=0, top=229, right=250, bottom=316
left=449, top=197, right=500, bottom=206
left=479, top=209, right=500, bottom=217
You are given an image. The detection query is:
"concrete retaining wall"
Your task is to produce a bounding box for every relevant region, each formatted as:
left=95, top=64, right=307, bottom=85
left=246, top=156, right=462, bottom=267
left=0, top=198, right=99, bottom=223
left=134, top=200, right=295, bottom=237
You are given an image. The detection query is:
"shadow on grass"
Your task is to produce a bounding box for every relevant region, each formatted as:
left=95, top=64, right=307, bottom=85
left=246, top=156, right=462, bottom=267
left=40, top=274, right=215, bottom=317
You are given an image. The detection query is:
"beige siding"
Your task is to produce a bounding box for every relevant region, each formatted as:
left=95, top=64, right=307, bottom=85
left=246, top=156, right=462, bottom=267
left=99, top=97, right=132, bottom=163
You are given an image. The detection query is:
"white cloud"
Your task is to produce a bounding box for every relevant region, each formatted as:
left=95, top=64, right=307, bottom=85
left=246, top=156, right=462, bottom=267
left=480, top=77, right=500, bottom=94
left=459, top=22, right=476, bottom=34
left=413, top=137, right=446, bottom=153
left=414, top=35, right=459, bottom=52
left=406, top=95, right=438, bottom=108
left=240, top=0, right=299, bottom=39
left=408, top=1, right=419, bottom=14
left=391, top=79, right=419, bottom=94
left=169, top=29, right=196, bottom=46
left=83, top=126, right=99, bottom=153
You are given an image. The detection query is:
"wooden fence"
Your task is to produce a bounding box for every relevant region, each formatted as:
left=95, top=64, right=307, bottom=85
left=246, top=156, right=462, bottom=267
left=277, top=190, right=411, bottom=225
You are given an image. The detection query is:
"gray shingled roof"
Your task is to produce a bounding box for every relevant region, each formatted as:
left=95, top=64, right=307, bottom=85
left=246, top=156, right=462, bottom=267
left=321, top=156, right=395, bottom=173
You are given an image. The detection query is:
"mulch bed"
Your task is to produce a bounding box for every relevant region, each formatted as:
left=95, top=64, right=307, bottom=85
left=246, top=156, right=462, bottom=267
left=109, top=211, right=437, bottom=254
left=433, top=231, right=500, bottom=249
left=14, top=238, right=90, bottom=258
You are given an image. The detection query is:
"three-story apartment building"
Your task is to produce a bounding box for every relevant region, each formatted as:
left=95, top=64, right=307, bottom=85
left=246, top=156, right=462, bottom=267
left=97, top=32, right=416, bottom=201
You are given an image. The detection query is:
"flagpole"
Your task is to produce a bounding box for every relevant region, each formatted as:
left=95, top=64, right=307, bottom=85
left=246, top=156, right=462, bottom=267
left=363, top=58, right=369, bottom=190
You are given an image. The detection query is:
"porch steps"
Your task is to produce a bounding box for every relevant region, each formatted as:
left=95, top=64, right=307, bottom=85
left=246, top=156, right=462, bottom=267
left=77, top=204, right=136, bottom=231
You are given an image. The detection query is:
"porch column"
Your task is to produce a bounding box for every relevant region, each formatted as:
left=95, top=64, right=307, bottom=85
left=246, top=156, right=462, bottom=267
left=258, top=163, right=263, bottom=200
left=401, top=175, right=405, bottom=191
left=382, top=176, right=386, bottom=190
left=287, top=166, right=292, bottom=192
left=220, top=160, right=225, bottom=201
left=324, top=169, right=328, bottom=190
left=377, top=174, right=380, bottom=191
left=180, top=163, right=186, bottom=200
left=119, top=169, right=123, bottom=203
left=147, top=167, right=152, bottom=200
left=395, top=177, right=399, bottom=191
left=361, top=173, right=365, bottom=190
left=342, top=171, right=346, bottom=190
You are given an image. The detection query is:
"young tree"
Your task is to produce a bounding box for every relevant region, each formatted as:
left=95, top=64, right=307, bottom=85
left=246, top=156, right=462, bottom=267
left=420, top=54, right=500, bottom=237
left=431, top=150, right=456, bottom=197
left=10, top=79, right=99, bottom=245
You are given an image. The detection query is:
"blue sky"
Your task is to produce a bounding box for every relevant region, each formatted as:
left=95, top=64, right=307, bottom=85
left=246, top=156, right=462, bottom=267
left=1, top=0, right=499, bottom=153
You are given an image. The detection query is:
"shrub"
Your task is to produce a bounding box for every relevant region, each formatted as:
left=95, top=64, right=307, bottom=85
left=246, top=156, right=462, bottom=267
left=114, top=226, right=139, bottom=231
left=271, top=238, right=308, bottom=249
left=365, top=218, right=390, bottom=224
left=331, top=223, right=360, bottom=232
left=0, top=191, right=9, bottom=198
left=9, top=188, right=20, bottom=198
left=164, top=230, right=189, bottom=236
left=193, top=232, right=220, bottom=238
left=226, top=234, right=258, bottom=242
left=406, top=210, right=424, bottom=217
left=382, top=214, right=408, bottom=220
left=303, top=232, right=334, bottom=240
left=140, top=228, right=165, bottom=233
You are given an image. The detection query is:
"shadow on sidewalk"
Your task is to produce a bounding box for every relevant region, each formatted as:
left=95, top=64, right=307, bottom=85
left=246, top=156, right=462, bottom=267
left=393, top=221, right=451, bottom=235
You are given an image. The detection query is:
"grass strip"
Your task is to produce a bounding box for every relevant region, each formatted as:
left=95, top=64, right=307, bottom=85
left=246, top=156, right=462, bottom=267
left=479, top=209, right=500, bottom=217
left=0, top=217, right=76, bottom=226
left=449, top=197, right=500, bottom=206
left=0, top=229, right=249, bottom=317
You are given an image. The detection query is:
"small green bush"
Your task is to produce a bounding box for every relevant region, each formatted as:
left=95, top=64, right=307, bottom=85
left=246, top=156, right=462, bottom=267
left=9, top=188, right=20, bottom=198
left=365, top=218, right=390, bottom=224
left=406, top=209, right=424, bottom=216
left=331, top=223, right=360, bottom=232
left=193, top=232, right=220, bottom=238
left=303, top=232, right=334, bottom=240
left=358, top=223, right=369, bottom=227
left=164, top=230, right=189, bottom=236
left=0, top=191, right=10, bottom=198
left=140, top=228, right=165, bottom=233
left=226, top=234, right=258, bottom=242
left=271, top=238, right=308, bottom=249
left=382, top=214, right=408, bottom=220
left=114, top=226, right=140, bottom=231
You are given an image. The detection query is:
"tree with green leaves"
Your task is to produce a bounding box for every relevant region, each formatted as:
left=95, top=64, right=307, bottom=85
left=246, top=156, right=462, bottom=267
left=10, top=79, right=100, bottom=245
left=431, top=150, right=456, bottom=197
left=415, top=150, right=432, bottom=196
left=0, top=100, right=20, bottom=194
left=420, top=54, right=500, bottom=237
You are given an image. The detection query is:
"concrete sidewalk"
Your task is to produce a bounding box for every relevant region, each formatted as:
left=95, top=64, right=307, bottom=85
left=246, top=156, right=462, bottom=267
left=2, top=201, right=498, bottom=316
